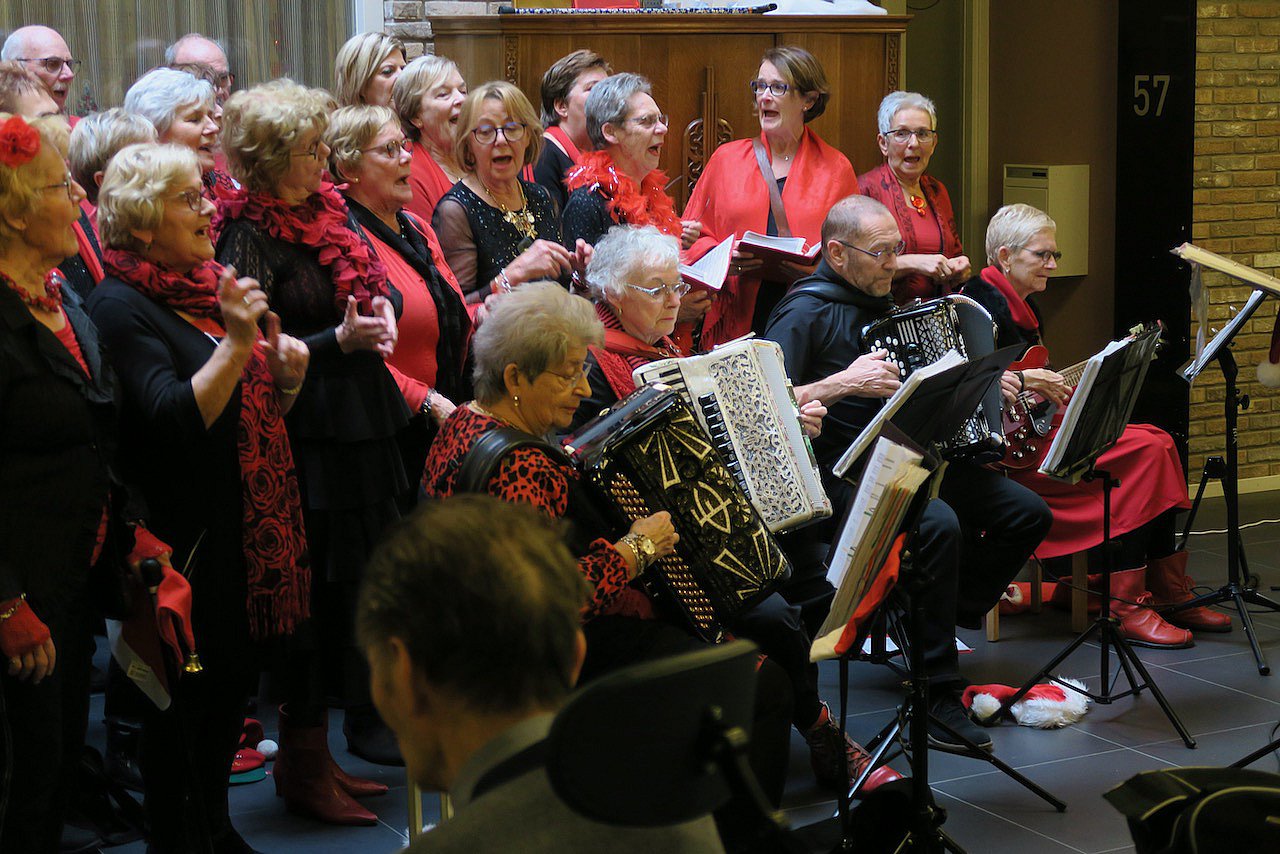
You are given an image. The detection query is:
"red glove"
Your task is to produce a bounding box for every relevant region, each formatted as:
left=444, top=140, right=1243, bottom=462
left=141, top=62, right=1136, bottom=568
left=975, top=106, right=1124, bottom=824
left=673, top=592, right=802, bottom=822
left=0, top=597, right=51, bottom=660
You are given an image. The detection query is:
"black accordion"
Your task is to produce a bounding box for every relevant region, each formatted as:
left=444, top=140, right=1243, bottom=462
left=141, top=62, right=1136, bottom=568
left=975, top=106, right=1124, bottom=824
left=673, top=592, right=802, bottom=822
left=563, top=385, right=791, bottom=641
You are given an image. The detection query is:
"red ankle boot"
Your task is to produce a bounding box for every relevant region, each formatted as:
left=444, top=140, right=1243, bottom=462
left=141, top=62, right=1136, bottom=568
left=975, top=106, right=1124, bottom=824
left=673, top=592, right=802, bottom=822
left=803, top=703, right=903, bottom=796
left=1145, top=551, right=1233, bottom=633
left=1108, top=567, right=1194, bottom=649
left=273, top=708, right=378, bottom=826
left=1049, top=573, right=1104, bottom=615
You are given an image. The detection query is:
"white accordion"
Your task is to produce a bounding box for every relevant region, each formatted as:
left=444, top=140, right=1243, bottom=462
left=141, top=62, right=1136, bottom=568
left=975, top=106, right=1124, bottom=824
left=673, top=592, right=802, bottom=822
left=633, top=337, right=832, bottom=533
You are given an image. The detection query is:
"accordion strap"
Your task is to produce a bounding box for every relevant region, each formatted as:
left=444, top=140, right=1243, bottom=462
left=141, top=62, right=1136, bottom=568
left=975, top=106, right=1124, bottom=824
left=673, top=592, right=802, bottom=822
left=752, top=138, right=791, bottom=239
left=455, top=427, right=569, bottom=495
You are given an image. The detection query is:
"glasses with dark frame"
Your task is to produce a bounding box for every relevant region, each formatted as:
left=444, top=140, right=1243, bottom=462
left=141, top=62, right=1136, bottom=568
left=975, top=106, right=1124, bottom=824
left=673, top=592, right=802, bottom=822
left=363, top=137, right=412, bottom=159
left=173, top=189, right=204, bottom=212
left=471, top=122, right=526, bottom=145
left=836, top=238, right=906, bottom=260
left=749, top=80, right=791, bottom=98
left=1023, top=248, right=1063, bottom=264
left=19, top=56, right=81, bottom=75
left=885, top=127, right=937, bottom=144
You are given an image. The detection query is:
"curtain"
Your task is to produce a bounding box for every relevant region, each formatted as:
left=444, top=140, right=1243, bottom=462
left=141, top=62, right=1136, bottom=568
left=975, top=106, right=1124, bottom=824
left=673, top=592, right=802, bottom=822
left=1, top=1, right=356, bottom=114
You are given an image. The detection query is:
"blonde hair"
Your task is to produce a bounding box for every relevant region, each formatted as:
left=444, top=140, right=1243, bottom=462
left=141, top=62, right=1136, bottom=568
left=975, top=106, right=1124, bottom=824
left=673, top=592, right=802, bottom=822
left=98, top=143, right=200, bottom=253
left=472, top=281, right=602, bottom=404
left=325, top=105, right=398, bottom=183
left=454, top=81, right=543, bottom=174
left=985, top=203, right=1057, bottom=268
left=220, top=79, right=333, bottom=193
left=69, top=109, right=158, bottom=204
left=0, top=113, right=69, bottom=249
left=392, top=54, right=461, bottom=141
left=334, top=31, right=405, bottom=107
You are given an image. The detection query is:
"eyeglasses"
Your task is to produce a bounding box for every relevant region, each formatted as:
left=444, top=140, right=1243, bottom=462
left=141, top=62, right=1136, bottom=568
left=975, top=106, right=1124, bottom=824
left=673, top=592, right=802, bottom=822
left=545, top=364, right=589, bottom=386
left=471, top=122, right=526, bottom=145
left=171, top=63, right=234, bottom=89
left=363, top=137, right=412, bottom=159
left=291, top=140, right=323, bottom=160
left=19, top=56, right=81, bottom=75
left=173, top=189, right=203, bottom=212
left=885, top=127, right=937, bottom=144
left=627, top=113, right=668, bottom=130
left=749, top=80, right=791, bottom=98
left=837, top=238, right=906, bottom=260
left=39, top=174, right=75, bottom=202
left=1023, top=248, right=1063, bottom=264
left=625, top=280, right=690, bottom=300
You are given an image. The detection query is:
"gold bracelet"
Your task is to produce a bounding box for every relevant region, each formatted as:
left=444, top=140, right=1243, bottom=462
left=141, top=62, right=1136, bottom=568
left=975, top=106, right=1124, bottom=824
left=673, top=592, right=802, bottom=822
left=617, top=536, right=642, bottom=571
left=0, top=593, right=27, bottom=621
left=278, top=382, right=302, bottom=396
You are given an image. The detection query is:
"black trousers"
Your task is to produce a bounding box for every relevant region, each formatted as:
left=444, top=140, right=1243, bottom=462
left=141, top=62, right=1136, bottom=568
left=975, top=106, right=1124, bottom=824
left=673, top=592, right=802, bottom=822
left=0, top=588, right=95, bottom=854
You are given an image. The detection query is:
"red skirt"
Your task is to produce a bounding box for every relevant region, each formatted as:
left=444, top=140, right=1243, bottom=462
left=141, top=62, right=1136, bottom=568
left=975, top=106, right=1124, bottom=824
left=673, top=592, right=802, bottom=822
left=1010, top=423, right=1190, bottom=560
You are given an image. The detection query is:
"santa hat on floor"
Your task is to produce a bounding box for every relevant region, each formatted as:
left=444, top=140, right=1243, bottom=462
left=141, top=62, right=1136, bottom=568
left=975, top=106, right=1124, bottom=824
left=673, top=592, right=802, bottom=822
left=1258, top=306, right=1280, bottom=388
left=962, top=679, right=1090, bottom=729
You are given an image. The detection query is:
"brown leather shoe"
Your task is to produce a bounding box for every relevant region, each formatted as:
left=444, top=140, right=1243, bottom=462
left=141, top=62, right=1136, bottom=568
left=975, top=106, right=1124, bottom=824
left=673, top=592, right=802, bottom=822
left=273, top=707, right=378, bottom=826
left=804, top=703, right=904, bottom=796
left=1109, top=567, right=1194, bottom=649
left=1145, top=551, right=1233, bottom=633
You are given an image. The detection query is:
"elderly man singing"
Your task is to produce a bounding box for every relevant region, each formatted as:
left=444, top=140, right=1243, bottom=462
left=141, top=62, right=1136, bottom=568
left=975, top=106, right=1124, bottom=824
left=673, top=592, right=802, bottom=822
left=763, top=195, right=1052, bottom=752
left=1, top=24, right=79, bottom=115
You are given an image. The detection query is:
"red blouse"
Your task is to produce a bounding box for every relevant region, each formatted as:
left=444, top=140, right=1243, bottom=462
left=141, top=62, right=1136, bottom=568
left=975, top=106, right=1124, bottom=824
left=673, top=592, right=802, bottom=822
left=406, top=142, right=456, bottom=223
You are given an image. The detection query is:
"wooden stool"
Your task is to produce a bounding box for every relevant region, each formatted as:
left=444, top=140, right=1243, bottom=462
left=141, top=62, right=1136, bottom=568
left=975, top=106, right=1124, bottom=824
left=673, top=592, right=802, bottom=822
left=984, top=552, right=1089, bottom=641
left=407, top=778, right=452, bottom=841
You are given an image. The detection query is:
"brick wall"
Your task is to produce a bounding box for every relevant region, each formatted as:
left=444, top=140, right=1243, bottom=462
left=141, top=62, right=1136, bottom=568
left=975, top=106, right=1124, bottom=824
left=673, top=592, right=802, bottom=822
left=383, top=0, right=498, bottom=58
left=1192, top=1, right=1280, bottom=482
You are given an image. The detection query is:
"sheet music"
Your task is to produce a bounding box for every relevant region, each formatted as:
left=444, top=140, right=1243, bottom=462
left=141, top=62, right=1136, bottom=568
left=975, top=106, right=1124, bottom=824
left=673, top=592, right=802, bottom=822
left=678, top=235, right=733, bottom=291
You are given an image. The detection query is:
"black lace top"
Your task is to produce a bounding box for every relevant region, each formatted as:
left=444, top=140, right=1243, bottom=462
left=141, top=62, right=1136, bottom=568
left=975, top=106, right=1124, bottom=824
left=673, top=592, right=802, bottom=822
left=431, top=180, right=561, bottom=304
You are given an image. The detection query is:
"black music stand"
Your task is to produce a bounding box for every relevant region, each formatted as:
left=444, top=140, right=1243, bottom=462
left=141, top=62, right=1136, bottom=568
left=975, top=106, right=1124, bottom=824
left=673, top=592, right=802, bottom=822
left=1173, top=288, right=1280, bottom=675
left=995, top=330, right=1196, bottom=749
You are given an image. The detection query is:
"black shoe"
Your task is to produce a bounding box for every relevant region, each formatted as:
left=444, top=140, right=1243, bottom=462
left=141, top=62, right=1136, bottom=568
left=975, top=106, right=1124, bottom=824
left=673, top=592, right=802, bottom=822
left=926, top=691, right=993, bottom=754
left=343, top=705, right=404, bottom=767
left=104, top=721, right=145, bottom=793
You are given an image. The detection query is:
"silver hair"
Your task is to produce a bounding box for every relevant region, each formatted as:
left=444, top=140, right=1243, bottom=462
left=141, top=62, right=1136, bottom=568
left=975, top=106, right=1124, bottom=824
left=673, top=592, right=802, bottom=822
left=471, top=281, right=603, bottom=404
left=584, top=72, right=650, bottom=151
left=876, top=90, right=937, bottom=134
left=69, top=108, right=158, bottom=204
left=124, top=68, right=215, bottom=136
left=985, top=203, right=1057, bottom=268
left=585, top=225, right=679, bottom=303
left=164, top=33, right=229, bottom=66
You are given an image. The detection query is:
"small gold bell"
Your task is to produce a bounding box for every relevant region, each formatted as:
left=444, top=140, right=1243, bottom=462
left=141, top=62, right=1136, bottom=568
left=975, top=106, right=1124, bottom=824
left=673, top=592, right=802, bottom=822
left=183, top=652, right=204, bottom=674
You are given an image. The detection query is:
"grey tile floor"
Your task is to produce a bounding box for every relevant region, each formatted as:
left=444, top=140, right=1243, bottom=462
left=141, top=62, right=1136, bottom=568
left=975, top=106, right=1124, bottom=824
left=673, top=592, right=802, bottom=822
left=92, top=491, right=1280, bottom=853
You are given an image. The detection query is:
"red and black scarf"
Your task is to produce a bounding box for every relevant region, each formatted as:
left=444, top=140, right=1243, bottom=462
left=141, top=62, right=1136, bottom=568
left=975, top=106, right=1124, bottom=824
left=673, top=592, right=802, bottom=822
left=979, top=265, right=1040, bottom=332
left=565, top=150, right=681, bottom=237
left=213, top=180, right=388, bottom=315
left=102, top=248, right=311, bottom=639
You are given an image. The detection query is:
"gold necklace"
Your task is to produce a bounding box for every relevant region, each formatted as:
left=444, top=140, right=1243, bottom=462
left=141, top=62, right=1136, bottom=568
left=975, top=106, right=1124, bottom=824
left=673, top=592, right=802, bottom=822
left=479, top=179, right=537, bottom=243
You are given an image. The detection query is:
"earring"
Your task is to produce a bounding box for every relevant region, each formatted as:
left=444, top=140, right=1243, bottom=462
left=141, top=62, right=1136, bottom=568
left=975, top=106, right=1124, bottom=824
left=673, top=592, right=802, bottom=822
left=513, top=394, right=521, bottom=408
left=142, top=241, right=152, bottom=255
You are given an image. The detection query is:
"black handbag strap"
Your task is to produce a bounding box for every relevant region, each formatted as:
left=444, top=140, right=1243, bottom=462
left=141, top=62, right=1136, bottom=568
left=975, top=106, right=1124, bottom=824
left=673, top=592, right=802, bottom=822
left=751, top=137, right=792, bottom=239
left=455, top=427, right=568, bottom=495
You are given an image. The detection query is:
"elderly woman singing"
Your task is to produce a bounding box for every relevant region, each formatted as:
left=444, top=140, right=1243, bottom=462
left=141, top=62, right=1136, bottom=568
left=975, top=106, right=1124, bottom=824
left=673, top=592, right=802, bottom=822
left=88, top=142, right=310, bottom=853
left=391, top=54, right=467, bottom=221
left=124, top=68, right=234, bottom=205
left=216, top=79, right=407, bottom=822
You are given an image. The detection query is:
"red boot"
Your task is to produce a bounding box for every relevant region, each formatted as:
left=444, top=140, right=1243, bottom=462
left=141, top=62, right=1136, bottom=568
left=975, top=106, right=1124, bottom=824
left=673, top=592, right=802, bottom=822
left=1108, top=567, right=1194, bottom=649
left=1145, top=551, right=1233, bottom=633
left=330, top=759, right=389, bottom=798
left=804, top=703, right=904, bottom=797
left=273, top=708, right=378, bottom=826
left=1049, top=573, right=1104, bottom=615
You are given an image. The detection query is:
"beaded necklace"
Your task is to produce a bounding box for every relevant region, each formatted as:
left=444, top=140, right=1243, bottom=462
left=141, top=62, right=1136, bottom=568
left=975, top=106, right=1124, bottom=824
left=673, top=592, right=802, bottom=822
left=0, top=267, right=63, bottom=313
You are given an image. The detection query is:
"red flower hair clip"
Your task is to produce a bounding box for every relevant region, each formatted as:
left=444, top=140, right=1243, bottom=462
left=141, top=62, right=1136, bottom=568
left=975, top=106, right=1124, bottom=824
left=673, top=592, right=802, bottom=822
left=0, top=115, right=41, bottom=169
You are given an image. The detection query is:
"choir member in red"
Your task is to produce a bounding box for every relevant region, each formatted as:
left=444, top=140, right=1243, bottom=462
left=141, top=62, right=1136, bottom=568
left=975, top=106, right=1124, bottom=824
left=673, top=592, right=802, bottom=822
left=393, top=54, right=467, bottom=221
left=1, top=25, right=79, bottom=116
left=529, top=49, right=610, bottom=213
left=334, top=31, right=406, bottom=108
left=858, top=91, right=970, bottom=305
left=327, top=105, right=472, bottom=495
left=961, top=204, right=1228, bottom=647
left=683, top=46, right=858, bottom=347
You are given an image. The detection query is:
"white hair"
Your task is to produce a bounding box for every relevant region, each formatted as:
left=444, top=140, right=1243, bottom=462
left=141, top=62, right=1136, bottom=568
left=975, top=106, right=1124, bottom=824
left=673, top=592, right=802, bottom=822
left=164, top=33, right=228, bottom=66
left=585, top=225, right=679, bottom=302
left=877, top=90, right=937, bottom=134
left=124, top=68, right=214, bottom=136
left=984, top=203, right=1057, bottom=267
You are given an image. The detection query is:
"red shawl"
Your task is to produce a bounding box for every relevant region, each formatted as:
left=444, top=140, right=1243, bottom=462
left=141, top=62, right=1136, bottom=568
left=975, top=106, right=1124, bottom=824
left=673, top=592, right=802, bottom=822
left=857, top=162, right=964, bottom=305
left=102, top=249, right=310, bottom=639
left=521, top=126, right=582, bottom=183
left=213, top=180, right=388, bottom=314
left=565, top=150, right=682, bottom=236
left=979, top=265, right=1040, bottom=332
left=683, top=128, right=857, bottom=347
left=590, top=302, right=683, bottom=399
left=406, top=141, right=456, bottom=222
left=73, top=202, right=105, bottom=285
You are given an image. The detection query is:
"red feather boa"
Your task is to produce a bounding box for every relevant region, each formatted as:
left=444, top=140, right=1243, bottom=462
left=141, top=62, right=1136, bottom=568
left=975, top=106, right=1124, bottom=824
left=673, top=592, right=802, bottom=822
left=564, top=151, right=681, bottom=236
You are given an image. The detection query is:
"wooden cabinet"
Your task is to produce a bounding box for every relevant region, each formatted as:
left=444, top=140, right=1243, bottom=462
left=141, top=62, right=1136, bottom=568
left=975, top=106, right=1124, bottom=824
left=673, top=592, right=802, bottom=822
left=432, top=13, right=908, bottom=208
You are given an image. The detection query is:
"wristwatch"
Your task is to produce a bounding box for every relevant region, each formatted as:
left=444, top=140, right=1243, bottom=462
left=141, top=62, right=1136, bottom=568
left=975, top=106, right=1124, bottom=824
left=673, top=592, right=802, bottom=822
left=620, top=532, right=658, bottom=570
left=420, top=388, right=435, bottom=417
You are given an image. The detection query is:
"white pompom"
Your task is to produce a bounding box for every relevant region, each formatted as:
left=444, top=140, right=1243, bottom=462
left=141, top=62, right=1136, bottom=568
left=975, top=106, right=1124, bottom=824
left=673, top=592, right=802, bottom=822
left=1257, top=358, right=1280, bottom=389
left=256, top=738, right=279, bottom=760
left=969, top=692, right=1003, bottom=724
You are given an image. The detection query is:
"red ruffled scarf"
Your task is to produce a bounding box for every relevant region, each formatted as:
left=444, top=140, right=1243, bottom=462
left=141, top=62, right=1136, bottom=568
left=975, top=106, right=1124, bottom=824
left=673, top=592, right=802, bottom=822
left=213, top=180, right=388, bottom=314
left=103, top=248, right=311, bottom=639
left=590, top=303, right=684, bottom=399
left=980, top=265, right=1040, bottom=332
left=565, top=151, right=681, bottom=236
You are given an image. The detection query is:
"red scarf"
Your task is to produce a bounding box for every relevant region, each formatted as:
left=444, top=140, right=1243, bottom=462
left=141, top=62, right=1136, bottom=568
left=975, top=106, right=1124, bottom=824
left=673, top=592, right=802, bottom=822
left=565, top=150, right=681, bottom=236
left=979, top=265, right=1040, bottom=332
left=102, top=249, right=311, bottom=639
left=213, top=180, right=388, bottom=314
left=590, top=303, right=683, bottom=399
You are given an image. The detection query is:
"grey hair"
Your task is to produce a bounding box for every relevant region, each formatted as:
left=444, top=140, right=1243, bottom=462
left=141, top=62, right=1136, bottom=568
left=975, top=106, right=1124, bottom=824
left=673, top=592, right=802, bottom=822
left=69, top=109, right=159, bottom=204
left=820, top=194, right=894, bottom=249
left=124, top=68, right=215, bottom=136
left=584, top=72, right=650, bottom=151
left=985, top=203, right=1057, bottom=268
left=164, top=33, right=228, bottom=66
left=876, top=90, right=937, bottom=134
left=585, top=225, right=679, bottom=303
left=1, top=26, right=54, bottom=61
left=471, top=281, right=603, bottom=404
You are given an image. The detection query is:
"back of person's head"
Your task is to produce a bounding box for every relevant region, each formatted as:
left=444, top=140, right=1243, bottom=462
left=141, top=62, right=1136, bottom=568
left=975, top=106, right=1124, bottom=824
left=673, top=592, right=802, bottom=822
left=358, top=495, right=590, bottom=714
left=540, top=49, right=611, bottom=127
left=0, top=60, right=44, bottom=114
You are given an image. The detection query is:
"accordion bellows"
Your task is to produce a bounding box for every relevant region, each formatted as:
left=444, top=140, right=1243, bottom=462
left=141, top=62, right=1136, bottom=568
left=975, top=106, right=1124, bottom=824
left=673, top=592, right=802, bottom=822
left=564, top=385, right=791, bottom=641
left=632, top=338, right=831, bottom=533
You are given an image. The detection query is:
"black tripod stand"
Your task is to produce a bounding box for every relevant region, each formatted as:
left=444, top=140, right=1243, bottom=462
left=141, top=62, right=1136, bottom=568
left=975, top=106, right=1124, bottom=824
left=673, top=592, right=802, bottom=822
left=997, top=469, right=1196, bottom=749
left=1170, top=344, right=1280, bottom=675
